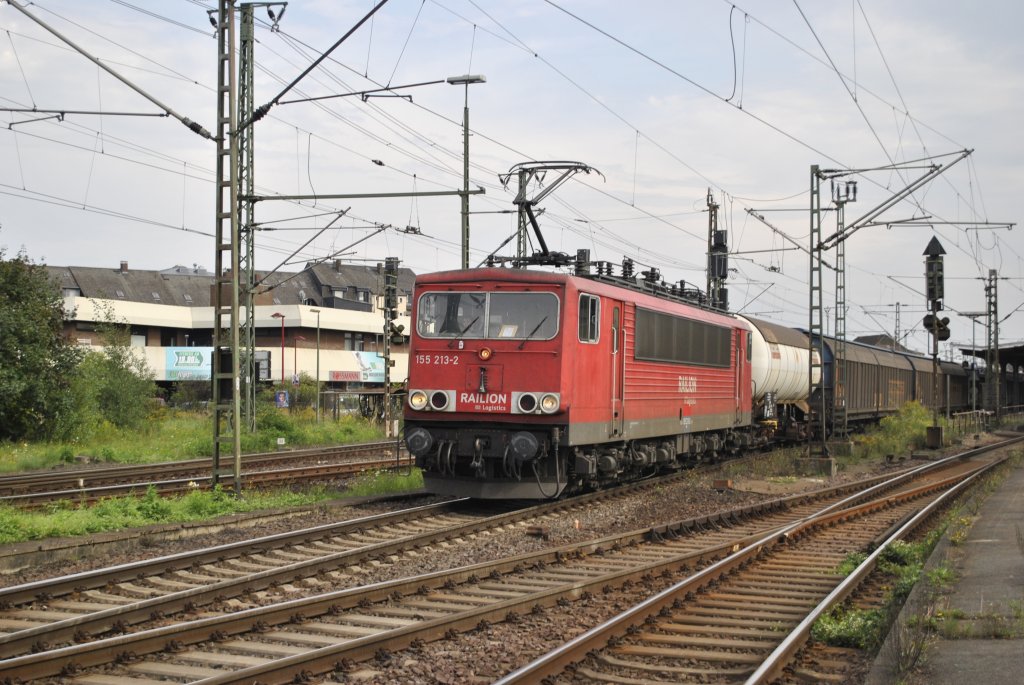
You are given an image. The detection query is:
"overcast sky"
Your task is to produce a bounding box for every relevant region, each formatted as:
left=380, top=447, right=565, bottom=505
left=1, top=0, right=1021, bottom=356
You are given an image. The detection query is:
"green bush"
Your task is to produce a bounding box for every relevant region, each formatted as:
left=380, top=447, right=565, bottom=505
left=855, top=401, right=936, bottom=460
left=138, top=485, right=174, bottom=521
left=812, top=607, right=885, bottom=649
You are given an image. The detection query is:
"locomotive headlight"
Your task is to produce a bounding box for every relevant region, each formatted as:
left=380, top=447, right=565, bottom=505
left=408, top=390, right=428, bottom=411
left=478, top=347, right=493, bottom=361
left=517, top=393, right=538, bottom=413
left=540, top=393, right=560, bottom=414
left=429, top=391, right=450, bottom=411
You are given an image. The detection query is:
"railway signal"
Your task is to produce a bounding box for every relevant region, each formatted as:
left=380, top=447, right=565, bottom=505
left=383, top=257, right=400, bottom=438
left=922, top=314, right=951, bottom=341
left=924, top=236, right=946, bottom=309
left=923, top=237, right=947, bottom=445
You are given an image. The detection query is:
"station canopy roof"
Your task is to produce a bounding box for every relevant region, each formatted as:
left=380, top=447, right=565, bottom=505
left=960, top=342, right=1024, bottom=370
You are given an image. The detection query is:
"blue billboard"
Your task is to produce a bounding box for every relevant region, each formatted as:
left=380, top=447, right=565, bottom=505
left=166, top=347, right=213, bottom=380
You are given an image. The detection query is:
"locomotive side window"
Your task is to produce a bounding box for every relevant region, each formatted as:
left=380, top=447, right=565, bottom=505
left=417, top=291, right=558, bottom=340
left=579, top=294, right=600, bottom=343
left=612, top=306, right=620, bottom=354
left=634, top=308, right=730, bottom=367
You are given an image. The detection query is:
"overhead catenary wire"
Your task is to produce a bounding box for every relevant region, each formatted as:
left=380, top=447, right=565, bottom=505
left=239, top=0, right=392, bottom=131
left=0, top=1, right=1013, bottom=345
left=5, top=0, right=213, bottom=140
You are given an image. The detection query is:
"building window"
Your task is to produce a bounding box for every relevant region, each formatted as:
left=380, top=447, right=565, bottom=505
left=62, top=287, right=82, bottom=297
left=115, top=289, right=125, bottom=299
left=344, top=332, right=355, bottom=351
left=151, top=292, right=161, bottom=302
left=183, top=293, right=193, bottom=304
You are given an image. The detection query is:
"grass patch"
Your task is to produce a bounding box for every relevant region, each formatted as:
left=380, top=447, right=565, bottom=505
left=813, top=538, right=934, bottom=651
left=835, top=551, right=869, bottom=577
left=720, top=446, right=803, bottom=480
left=0, top=409, right=384, bottom=472
left=343, top=468, right=424, bottom=498
left=0, top=484, right=347, bottom=544
left=0, top=468, right=427, bottom=545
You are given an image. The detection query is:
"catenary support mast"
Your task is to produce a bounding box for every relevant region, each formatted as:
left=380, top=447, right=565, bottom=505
left=211, top=0, right=242, bottom=491
left=238, top=4, right=257, bottom=431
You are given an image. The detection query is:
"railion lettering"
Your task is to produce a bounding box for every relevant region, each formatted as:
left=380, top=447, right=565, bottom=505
left=460, top=392, right=508, bottom=405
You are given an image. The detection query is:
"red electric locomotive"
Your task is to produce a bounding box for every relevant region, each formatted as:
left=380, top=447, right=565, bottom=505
left=403, top=266, right=753, bottom=499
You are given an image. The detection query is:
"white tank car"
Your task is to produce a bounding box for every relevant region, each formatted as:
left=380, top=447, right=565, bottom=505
left=735, top=315, right=819, bottom=412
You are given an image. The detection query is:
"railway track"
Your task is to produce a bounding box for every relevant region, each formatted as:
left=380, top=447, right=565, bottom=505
left=1, top=439, right=1014, bottom=683
left=0, top=469, right=839, bottom=660
left=497, top=462, right=994, bottom=684
left=0, top=441, right=406, bottom=508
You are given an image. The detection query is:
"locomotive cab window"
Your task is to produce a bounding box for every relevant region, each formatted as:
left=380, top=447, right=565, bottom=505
left=416, top=291, right=558, bottom=340
left=579, top=294, right=600, bottom=343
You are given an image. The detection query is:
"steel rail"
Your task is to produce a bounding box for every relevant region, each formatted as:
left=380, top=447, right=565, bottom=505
left=493, top=448, right=1016, bottom=684
left=0, top=440, right=400, bottom=496
left=0, top=457, right=410, bottom=508
left=0, top=456, right=984, bottom=681
left=190, top=464, right=982, bottom=685
left=0, top=465, right=818, bottom=659
left=745, top=457, right=1003, bottom=684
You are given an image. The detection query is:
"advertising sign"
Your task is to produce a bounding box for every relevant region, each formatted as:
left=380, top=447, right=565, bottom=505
left=353, top=351, right=385, bottom=383
left=166, top=347, right=213, bottom=380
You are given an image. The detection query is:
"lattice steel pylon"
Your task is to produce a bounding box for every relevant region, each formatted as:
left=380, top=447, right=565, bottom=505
left=238, top=5, right=257, bottom=431
left=514, top=167, right=529, bottom=261
left=807, top=166, right=827, bottom=458
left=211, top=0, right=241, bottom=491
left=831, top=197, right=848, bottom=439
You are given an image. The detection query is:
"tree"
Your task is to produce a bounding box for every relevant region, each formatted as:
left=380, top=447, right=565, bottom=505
left=72, top=302, right=157, bottom=431
left=0, top=249, right=83, bottom=441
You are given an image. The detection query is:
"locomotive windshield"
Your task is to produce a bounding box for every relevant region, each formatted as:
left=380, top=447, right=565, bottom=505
left=417, top=291, right=559, bottom=340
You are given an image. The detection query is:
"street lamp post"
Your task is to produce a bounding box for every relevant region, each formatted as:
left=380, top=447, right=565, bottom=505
left=962, top=312, right=986, bottom=413
left=447, top=74, right=485, bottom=269
left=294, top=335, right=306, bottom=382
left=271, top=312, right=285, bottom=384
left=310, top=308, right=321, bottom=421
